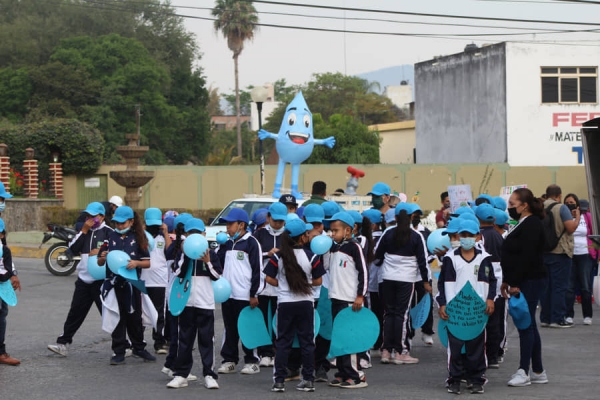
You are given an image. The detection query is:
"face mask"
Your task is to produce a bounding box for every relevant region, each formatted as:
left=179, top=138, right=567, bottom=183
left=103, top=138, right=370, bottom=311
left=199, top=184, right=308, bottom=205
left=460, top=237, right=476, bottom=250
left=566, top=203, right=577, bottom=211
left=443, top=203, right=451, bottom=209
left=508, top=207, right=521, bottom=221
left=115, top=227, right=131, bottom=235
left=269, top=225, right=285, bottom=234
left=372, top=196, right=385, bottom=210
left=92, top=217, right=102, bottom=230
left=0, top=203, right=5, bottom=213
left=411, top=217, right=420, bottom=228
left=232, top=231, right=241, bottom=241
left=450, top=240, right=461, bottom=249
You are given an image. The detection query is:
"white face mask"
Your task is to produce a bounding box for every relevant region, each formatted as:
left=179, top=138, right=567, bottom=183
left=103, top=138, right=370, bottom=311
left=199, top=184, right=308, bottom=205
left=450, top=240, right=461, bottom=249
left=269, top=225, right=285, bottom=234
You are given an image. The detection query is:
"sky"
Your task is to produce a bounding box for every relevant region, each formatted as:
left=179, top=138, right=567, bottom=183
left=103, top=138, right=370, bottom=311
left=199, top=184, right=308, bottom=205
left=173, top=0, right=600, bottom=96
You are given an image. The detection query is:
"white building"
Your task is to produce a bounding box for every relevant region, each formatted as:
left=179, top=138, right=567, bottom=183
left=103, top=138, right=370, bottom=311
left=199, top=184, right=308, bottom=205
left=415, top=42, right=599, bottom=166
left=383, top=81, right=412, bottom=110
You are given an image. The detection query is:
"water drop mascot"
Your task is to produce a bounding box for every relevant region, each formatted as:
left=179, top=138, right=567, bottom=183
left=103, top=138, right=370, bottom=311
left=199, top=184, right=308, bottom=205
left=257, top=92, right=335, bottom=199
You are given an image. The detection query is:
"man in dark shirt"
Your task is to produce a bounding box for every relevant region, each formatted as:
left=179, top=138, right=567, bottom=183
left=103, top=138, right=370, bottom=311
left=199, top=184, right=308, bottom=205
left=436, top=191, right=451, bottom=228
left=302, top=181, right=327, bottom=206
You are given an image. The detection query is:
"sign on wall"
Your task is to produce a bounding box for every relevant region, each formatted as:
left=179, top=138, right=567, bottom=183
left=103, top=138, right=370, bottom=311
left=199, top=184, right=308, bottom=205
left=549, top=112, right=600, bottom=165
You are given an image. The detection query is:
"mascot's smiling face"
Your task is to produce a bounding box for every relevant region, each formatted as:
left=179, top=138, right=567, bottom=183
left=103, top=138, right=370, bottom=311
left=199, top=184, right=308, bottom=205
left=279, top=92, right=313, bottom=146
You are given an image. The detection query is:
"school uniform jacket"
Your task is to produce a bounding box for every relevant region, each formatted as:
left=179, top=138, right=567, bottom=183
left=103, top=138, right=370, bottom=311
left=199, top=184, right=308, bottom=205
left=480, top=226, right=504, bottom=298
left=69, top=223, right=113, bottom=283
left=141, top=234, right=168, bottom=288
left=253, top=226, right=283, bottom=297
left=436, top=248, right=497, bottom=307
left=325, top=238, right=368, bottom=303
left=368, top=231, right=383, bottom=293
left=106, top=230, right=150, bottom=280
left=217, top=232, right=263, bottom=301
left=175, top=250, right=222, bottom=310
left=374, top=227, right=428, bottom=283
left=0, top=246, right=13, bottom=282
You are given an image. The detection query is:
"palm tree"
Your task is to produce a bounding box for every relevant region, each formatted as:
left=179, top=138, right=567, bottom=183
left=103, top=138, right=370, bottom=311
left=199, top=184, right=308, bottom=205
left=212, top=0, right=258, bottom=159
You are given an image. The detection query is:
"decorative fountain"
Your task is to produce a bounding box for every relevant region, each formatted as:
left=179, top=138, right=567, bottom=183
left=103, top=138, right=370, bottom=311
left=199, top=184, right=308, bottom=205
left=109, top=133, right=155, bottom=209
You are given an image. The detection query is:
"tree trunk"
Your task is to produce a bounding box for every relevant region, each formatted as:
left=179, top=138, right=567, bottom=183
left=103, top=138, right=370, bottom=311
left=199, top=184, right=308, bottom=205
left=234, top=54, right=242, bottom=158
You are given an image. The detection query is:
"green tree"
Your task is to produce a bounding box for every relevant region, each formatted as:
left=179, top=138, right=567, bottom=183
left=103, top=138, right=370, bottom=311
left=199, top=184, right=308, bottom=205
left=0, top=68, right=32, bottom=122
left=223, top=86, right=253, bottom=116
left=212, top=0, right=259, bottom=159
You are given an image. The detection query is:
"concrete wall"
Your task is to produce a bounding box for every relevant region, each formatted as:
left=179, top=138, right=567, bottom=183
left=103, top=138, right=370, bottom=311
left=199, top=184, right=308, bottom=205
left=4, top=199, right=64, bottom=231
left=370, top=121, right=416, bottom=164
left=415, top=43, right=507, bottom=164
left=62, top=164, right=587, bottom=213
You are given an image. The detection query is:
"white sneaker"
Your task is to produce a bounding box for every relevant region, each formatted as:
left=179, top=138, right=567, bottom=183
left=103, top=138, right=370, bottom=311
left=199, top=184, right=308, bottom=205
left=530, top=370, right=548, bottom=384
left=584, top=317, right=592, bottom=325
left=47, top=344, right=68, bottom=357
left=565, top=317, right=574, bottom=325
left=204, top=375, right=219, bottom=389
left=125, top=349, right=133, bottom=358
left=161, top=367, right=173, bottom=376
left=186, top=374, right=198, bottom=381
left=240, top=363, right=260, bottom=375
left=359, top=358, right=372, bottom=369
left=259, top=356, right=273, bottom=367
left=422, top=334, right=434, bottom=346
left=217, top=362, right=236, bottom=374
left=508, top=369, right=531, bottom=387
left=166, top=376, right=188, bottom=389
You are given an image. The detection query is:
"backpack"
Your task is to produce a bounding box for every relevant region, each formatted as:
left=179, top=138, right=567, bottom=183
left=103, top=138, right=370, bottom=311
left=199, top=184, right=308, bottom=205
left=542, top=202, right=565, bottom=252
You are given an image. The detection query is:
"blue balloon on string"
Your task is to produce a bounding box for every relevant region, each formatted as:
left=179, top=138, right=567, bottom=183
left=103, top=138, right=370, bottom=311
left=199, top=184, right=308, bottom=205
left=410, top=293, right=431, bottom=329
left=426, top=229, right=451, bottom=253
left=216, top=232, right=228, bottom=245
left=272, top=310, right=321, bottom=348
left=183, top=233, right=209, bottom=259
left=310, top=235, right=333, bottom=255
left=0, top=280, right=17, bottom=306
left=212, top=277, right=232, bottom=303
left=238, top=306, right=272, bottom=349
left=328, top=307, right=379, bottom=358
left=87, top=255, right=105, bottom=280
left=145, top=231, right=155, bottom=251
left=106, top=250, right=130, bottom=274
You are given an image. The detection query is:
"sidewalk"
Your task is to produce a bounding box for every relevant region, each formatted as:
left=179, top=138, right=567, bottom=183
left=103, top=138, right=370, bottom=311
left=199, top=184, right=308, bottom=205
left=8, top=231, right=60, bottom=259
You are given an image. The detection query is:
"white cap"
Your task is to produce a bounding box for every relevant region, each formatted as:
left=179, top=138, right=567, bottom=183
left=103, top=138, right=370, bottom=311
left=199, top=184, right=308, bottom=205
left=109, top=195, right=123, bottom=207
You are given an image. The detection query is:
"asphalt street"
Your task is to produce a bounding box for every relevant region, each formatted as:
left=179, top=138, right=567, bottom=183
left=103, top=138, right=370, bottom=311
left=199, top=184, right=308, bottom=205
left=1, top=258, right=598, bottom=399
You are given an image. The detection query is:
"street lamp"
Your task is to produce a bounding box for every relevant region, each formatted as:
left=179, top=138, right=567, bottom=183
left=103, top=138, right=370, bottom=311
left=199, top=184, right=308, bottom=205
left=251, top=86, right=269, bottom=195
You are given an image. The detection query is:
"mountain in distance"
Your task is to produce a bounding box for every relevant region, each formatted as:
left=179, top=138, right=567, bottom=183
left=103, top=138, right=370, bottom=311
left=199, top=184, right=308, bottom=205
left=355, top=64, right=415, bottom=96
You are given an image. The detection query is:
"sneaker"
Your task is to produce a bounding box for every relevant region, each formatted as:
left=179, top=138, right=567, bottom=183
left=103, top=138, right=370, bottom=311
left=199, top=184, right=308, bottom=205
left=186, top=374, right=198, bottom=381
left=380, top=349, right=392, bottom=364
left=156, top=348, right=168, bottom=355
left=540, top=322, right=550, bottom=328
left=498, top=356, right=504, bottom=364
left=217, top=362, right=236, bottom=374
left=110, top=354, right=125, bottom=365
left=392, top=352, right=419, bottom=365
left=470, top=384, right=484, bottom=394
left=530, top=370, right=548, bottom=384
left=271, top=382, right=285, bottom=392
left=550, top=321, right=573, bottom=328
left=328, top=378, right=343, bottom=387
left=488, top=359, right=500, bottom=369
left=296, top=380, right=315, bottom=392
left=132, top=349, right=157, bottom=362
left=340, top=378, right=368, bottom=389
left=358, top=370, right=366, bottom=382
left=315, top=367, right=328, bottom=382
left=285, top=368, right=300, bottom=381
left=584, top=317, right=593, bottom=325
left=204, top=375, right=219, bottom=389
left=0, top=353, right=20, bottom=366
left=240, top=363, right=260, bottom=375
left=565, top=317, right=574, bottom=325
left=259, top=356, right=273, bottom=367
left=360, top=358, right=372, bottom=369
left=166, top=376, right=188, bottom=389
left=161, top=367, right=173, bottom=376
left=47, top=344, right=68, bottom=357
left=125, top=348, right=133, bottom=358
left=422, top=334, right=434, bottom=346
left=508, top=369, right=531, bottom=387
left=447, top=382, right=461, bottom=394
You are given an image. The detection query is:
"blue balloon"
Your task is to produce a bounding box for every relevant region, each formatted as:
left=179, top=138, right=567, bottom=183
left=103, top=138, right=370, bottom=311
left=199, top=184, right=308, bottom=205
left=426, top=228, right=451, bottom=253
left=87, top=255, right=106, bottom=280
left=145, top=231, right=155, bottom=251
left=106, top=250, right=130, bottom=274
left=0, top=280, right=17, bottom=306
left=212, top=277, right=232, bottom=303
left=238, top=306, right=272, bottom=349
left=183, top=233, right=209, bottom=259
left=410, top=293, right=431, bottom=329
left=310, top=235, right=333, bottom=255
left=273, top=310, right=321, bottom=348
left=118, top=266, right=138, bottom=281
left=328, top=307, right=380, bottom=358
left=216, top=232, right=228, bottom=245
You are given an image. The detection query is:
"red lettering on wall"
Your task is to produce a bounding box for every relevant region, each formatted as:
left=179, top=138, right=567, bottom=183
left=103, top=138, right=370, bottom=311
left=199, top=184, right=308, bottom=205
left=553, top=112, right=600, bottom=127
left=552, top=113, right=570, bottom=127
left=571, top=113, right=589, bottom=127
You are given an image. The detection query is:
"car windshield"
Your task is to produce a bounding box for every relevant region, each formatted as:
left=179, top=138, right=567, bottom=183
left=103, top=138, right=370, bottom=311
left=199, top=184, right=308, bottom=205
left=210, top=200, right=275, bottom=226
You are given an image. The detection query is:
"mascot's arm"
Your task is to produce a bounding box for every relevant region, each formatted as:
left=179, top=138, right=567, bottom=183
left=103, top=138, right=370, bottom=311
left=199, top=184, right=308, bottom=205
left=314, top=136, right=336, bottom=149
left=258, top=129, right=278, bottom=141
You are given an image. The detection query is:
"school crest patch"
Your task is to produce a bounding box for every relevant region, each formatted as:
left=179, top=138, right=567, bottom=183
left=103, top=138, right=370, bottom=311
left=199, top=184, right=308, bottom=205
left=157, top=241, right=164, bottom=249
left=237, top=251, right=244, bottom=260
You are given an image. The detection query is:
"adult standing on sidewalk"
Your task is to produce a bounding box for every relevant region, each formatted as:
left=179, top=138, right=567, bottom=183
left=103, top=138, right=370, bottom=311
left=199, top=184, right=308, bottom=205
left=500, top=188, right=548, bottom=387
left=540, top=185, right=578, bottom=328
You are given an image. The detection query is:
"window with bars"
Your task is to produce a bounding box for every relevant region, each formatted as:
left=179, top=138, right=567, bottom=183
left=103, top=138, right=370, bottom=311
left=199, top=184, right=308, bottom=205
left=541, top=67, right=597, bottom=104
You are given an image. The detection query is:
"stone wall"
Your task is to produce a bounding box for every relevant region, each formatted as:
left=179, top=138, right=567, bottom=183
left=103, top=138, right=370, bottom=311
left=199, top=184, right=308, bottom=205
left=4, top=199, right=64, bottom=232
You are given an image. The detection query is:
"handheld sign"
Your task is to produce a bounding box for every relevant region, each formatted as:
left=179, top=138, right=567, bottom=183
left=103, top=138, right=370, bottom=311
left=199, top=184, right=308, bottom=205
left=445, top=281, right=488, bottom=341
left=316, top=286, right=333, bottom=340
left=87, top=255, right=106, bottom=280
left=448, top=184, right=473, bottom=213
left=0, top=280, right=17, bottom=306
left=169, top=260, right=194, bottom=316
left=328, top=307, right=379, bottom=359
left=238, top=306, right=272, bottom=349
left=272, top=310, right=320, bottom=348
left=438, top=318, right=448, bottom=348
left=410, top=293, right=431, bottom=329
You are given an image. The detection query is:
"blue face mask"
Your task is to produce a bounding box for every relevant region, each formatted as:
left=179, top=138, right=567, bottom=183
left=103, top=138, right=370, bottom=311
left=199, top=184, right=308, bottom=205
left=115, top=227, right=131, bottom=235
left=0, top=203, right=5, bottom=213
left=460, top=237, right=476, bottom=250
left=231, top=231, right=241, bottom=241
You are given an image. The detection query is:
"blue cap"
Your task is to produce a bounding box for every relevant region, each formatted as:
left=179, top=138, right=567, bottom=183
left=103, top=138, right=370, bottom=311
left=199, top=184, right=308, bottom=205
left=384, top=208, right=396, bottom=223
left=347, top=210, right=363, bottom=225
left=251, top=208, right=269, bottom=226
left=322, top=201, right=341, bottom=218
left=184, top=218, right=206, bottom=233
left=362, top=209, right=382, bottom=224
left=367, top=182, right=391, bottom=196
left=325, top=211, right=355, bottom=229
left=84, top=202, right=106, bottom=216
left=443, top=218, right=463, bottom=235
left=494, top=209, right=509, bottom=226
left=395, top=202, right=414, bottom=216
left=220, top=208, right=249, bottom=224
left=144, top=207, right=162, bottom=226
left=112, top=206, right=134, bottom=223
left=476, top=194, right=494, bottom=205
left=303, top=204, right=325, bottom=223
left=453, top=206, right=475, bottom=216
left=296, top=206, right=305, bottom=220
left=285, top=218, right=313, bottom=237
left=268, top=202, right=288, bottom=221
left=475, top=203, right=496, bottom=222
left=458, top=220, right=480, bottom=235
left=164, top=216, right=175, bottom=233
left=0, top=218, right=5, bottom=232
left=459, top=213, right=479, bottom=224
left=0, top=182, right=12, bottom=199
left=174, top=213, right=193, bottom=228
left=412, top=203, right=423, bottom=215
left=286, top=213, right=300, bottom=221
left=493, top=196, right=507, bottom=211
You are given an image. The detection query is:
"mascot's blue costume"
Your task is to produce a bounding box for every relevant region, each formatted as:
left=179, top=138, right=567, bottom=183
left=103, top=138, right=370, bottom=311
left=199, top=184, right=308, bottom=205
left=258, top=92, right=335, bottom=199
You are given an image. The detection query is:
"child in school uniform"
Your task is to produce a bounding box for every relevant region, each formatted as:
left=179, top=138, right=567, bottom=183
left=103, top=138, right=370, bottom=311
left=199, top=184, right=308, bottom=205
left=98, top=206, right=156, bottom=365
left=166, top=218, right=222, bottom=390
left=437, top=219, right=497, bottom=395
left=325, top=212, right=369, bottom=389
left=0, top=218, right=21, bottom=366
left=48, top=202, right=113, bottom=357
left=265, top=219, right=326, bottom=393
left=217, top=208, right=263, bottom=375
left=141, top=208, right=171, bottom=354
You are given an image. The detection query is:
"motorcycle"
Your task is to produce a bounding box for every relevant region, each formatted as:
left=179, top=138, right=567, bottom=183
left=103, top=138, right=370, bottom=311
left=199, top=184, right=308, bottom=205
left=40, top=224, right=80, bottom=276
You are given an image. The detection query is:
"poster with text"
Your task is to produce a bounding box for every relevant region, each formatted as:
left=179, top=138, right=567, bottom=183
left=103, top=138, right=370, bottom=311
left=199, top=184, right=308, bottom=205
left=448, top=184, right=473, bottom=212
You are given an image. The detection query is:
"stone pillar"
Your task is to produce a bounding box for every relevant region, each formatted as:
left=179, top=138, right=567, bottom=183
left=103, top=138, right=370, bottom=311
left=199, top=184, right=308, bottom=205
left=49, top=163, right=63, bottom=199
left=23, top=148, right=38, bottom=199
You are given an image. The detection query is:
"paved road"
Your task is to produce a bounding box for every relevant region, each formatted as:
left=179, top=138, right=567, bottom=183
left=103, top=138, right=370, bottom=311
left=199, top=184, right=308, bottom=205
left=1, top=258, right=598, bottom=399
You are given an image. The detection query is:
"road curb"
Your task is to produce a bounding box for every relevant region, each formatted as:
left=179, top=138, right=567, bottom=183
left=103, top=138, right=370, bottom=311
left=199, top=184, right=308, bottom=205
left=11, top=246, right=46, bottom=259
